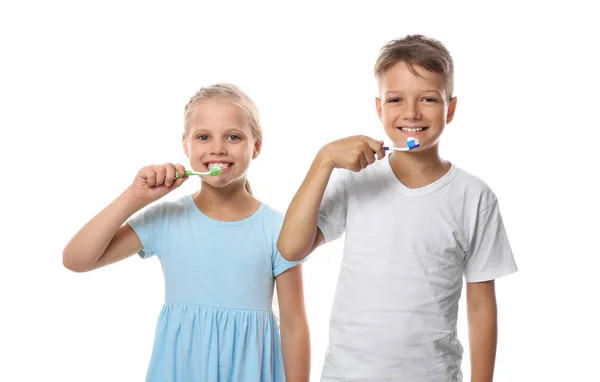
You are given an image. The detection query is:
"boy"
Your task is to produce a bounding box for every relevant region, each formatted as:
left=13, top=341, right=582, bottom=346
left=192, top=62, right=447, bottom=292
left=278, top=35, right=518, bottom=381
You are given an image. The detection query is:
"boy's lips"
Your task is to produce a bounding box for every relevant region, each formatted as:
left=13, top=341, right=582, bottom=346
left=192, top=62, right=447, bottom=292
left=396, top=126, right=429, bottom=136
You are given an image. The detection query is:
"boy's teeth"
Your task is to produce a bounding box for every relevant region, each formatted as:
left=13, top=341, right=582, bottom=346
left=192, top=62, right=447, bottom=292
left=401, top=127, right=424, bottom=132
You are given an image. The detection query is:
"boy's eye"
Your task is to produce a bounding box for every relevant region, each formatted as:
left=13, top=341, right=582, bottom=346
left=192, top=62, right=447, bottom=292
left=387, top=98, right=401, bottom=103
left=197, top=135, right=209, bottom=141
left=227, top=134, right=241, bottom=141
left=423, top=97, right=438, bottom=103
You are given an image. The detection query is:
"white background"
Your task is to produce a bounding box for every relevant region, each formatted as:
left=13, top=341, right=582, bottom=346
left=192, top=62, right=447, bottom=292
left=1, top=1, right=598, bottom=381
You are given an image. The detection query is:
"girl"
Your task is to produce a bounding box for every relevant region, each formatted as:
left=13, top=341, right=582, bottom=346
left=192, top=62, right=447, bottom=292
left=63, top=83, right=310, bottom=381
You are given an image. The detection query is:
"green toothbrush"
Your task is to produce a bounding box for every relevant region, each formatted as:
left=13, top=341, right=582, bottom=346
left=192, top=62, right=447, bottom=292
left=174, top=166, right=223, bottom=179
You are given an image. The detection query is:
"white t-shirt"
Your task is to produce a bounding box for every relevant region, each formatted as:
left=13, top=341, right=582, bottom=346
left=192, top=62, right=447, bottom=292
left=317, top=158, right=518, bottom=382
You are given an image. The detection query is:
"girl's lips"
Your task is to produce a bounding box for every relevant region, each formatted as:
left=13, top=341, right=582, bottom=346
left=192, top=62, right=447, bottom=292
left=205, top=163, right=233, bottom=174
left=218, top=165, right=232, bottom=174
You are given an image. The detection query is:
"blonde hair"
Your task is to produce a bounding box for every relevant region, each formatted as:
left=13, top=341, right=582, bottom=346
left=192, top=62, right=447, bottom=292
left=183, top=83, right=262, bottom=194
left=375, top=34, right=454, bottom=99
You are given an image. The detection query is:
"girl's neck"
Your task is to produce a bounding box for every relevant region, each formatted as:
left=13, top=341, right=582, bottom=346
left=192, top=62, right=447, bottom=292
left=193, top=180, right=260, bottom=222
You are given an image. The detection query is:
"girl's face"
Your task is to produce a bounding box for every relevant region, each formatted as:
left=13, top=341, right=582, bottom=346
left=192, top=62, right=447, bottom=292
left=183, top=100, right=261, bottom=190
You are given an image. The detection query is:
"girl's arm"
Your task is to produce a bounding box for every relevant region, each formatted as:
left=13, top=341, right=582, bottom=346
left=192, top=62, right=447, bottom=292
left=276, top=265, right=310, bottom=382
left=62, top=190, right=146, bottom=272
left=63, top=163, right=187, bottom=272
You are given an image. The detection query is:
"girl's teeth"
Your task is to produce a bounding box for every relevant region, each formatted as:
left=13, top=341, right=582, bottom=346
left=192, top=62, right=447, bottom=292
left=208, top=163, right=229, bottom=169
left=401, top=127, right=424, bottom=132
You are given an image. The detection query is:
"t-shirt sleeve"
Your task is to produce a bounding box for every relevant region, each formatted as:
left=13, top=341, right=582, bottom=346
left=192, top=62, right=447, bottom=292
left=126, top=202, right=165, bottom=259
left=317, top=168, right=349, bottom=243
left=464, top=198, right=518, bottom=283
left=272, top=248, right=307, bottom=277
left=270, top=209, right=308, bottom=277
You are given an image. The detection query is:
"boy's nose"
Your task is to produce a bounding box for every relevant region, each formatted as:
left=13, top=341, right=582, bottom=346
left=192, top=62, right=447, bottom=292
left=403, top=103, right=421, bottom=120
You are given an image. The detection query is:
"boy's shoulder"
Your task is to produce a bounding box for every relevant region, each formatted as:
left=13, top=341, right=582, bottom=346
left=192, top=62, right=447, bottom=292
left=452, top=165, right=499, bottom=208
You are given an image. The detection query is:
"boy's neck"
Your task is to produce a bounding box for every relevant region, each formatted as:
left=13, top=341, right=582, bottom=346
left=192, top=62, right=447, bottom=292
left=193, top=180, right=260, bottom=222
left=388, top=145, right=451, bottom=189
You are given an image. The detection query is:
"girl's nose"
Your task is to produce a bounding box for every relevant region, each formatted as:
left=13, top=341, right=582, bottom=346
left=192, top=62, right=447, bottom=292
left=210, top=139, right=227, bottom=155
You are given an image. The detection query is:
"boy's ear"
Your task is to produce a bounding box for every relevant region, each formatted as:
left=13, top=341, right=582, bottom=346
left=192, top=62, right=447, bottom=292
left=446, top=97, right=458, bottom=124
left=252, top=139, right=262, bottom=159
left=375, top=97, right=383, bottom=121
left=182, top=133, right=190, bottom=158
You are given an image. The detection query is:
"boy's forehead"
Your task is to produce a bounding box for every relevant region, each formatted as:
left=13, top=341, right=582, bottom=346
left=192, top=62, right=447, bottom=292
left=378, top=61, right=445, bottom=94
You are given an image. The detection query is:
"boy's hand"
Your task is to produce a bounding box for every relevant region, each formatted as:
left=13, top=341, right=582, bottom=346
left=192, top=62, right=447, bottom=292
left=128, top=163, right=188, bottom=205
left=320, top=135, right=386, bottom=172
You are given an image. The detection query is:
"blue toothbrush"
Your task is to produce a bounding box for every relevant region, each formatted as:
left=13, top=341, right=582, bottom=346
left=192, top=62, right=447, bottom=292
left=384, top=137, right=420, bottom=152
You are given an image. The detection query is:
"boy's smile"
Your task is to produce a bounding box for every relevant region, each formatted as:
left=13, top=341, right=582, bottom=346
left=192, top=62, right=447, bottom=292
left=396, top=125, right=429, bottom=136
left=376, top=61, right=456, bottom=151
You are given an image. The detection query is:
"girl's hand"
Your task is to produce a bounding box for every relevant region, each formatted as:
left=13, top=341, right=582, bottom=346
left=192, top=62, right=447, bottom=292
left=129, top=163, right=188, bottom=204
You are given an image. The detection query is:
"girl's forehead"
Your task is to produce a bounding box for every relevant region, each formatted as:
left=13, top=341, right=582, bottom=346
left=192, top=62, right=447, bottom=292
left=189, top=101, right=248, bottom=125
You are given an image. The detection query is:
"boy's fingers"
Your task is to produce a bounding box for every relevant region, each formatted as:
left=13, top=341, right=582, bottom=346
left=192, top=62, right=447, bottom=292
left=363, top=147, right=376, bottom=165
left=375, top=140, right=386, bottom=159
left=363, top=136, right=383, bottom=151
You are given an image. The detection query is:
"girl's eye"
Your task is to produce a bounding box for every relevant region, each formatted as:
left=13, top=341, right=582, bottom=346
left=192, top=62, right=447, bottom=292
left=228, top=135, right=241, bottom=141
left=387, top=98, right=401, bottom=103
left=197, top=135, right=209, bottom=141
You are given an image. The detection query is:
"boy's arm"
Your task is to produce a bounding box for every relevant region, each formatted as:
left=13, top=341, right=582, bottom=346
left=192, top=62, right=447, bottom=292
left=467, top=280, right=498, bottom=382
left=278, top=136, right=385, bottom=261
left=276, top=265, right=310, bottom=382
left=277, top=150, right=333, bottom=261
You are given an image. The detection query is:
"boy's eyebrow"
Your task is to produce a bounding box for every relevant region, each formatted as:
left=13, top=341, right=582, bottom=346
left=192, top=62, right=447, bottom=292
left=422, top=89, right=443, bottom=94
left=384, top=89, right=443, bottom=96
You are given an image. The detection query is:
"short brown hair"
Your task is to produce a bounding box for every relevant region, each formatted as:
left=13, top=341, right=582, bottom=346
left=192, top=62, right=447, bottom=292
left=374, top=34, right=454, bottom=98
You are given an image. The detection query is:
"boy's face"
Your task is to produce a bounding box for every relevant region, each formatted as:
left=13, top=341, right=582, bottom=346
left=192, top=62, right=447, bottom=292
left=183, top=100, right=260, bottom=189
left=376, top=61, right=457, bottom=151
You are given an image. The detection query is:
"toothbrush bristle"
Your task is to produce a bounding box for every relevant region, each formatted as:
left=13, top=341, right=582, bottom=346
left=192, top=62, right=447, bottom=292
left=406, top=137, right=420, bottom=150
left=209, top=166, right=223, bottom=176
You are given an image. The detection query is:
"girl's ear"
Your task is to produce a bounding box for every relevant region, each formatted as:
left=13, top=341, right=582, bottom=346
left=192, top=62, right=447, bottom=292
left=182, top=133, right=190, bottom=158
left=252, top=139, right=262, bottom=159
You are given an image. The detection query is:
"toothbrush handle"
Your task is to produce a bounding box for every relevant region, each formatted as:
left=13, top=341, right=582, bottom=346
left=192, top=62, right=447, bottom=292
left=383, top=146, right=409, bottom=152
left=174, top=170, right=193, bottom=179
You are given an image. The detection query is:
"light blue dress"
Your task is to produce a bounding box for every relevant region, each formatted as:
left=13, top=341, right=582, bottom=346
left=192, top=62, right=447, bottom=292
left=127, top=195, right=304, bottom=382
